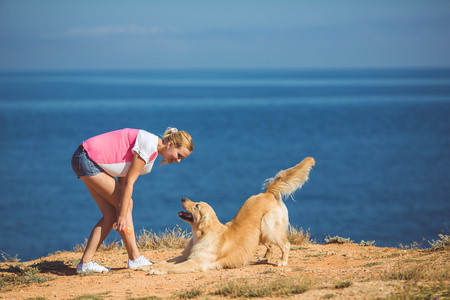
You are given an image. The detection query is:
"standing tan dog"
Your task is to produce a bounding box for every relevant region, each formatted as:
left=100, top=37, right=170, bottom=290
left=140, top=157, right=315, bottom=274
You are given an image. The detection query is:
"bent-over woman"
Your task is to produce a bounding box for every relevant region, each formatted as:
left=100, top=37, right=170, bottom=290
left=71, top=127, right=193, bottom=272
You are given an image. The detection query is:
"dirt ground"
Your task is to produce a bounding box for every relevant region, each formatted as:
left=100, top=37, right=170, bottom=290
left=1, top=243, right=449, bottom=300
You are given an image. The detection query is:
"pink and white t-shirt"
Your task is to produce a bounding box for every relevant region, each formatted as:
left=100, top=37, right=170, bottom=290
left=82, top=128, right=159, bottom=177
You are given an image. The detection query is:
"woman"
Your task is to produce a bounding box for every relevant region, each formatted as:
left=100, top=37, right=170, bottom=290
left=71, top=127, right=193, bottom=273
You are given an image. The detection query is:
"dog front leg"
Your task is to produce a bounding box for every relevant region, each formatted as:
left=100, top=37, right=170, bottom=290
left=138, top=252, right=191, bottom=271
left=167, top=238, right=193, bottom=263
left=155, top=238, right=194, bottom=266
left=148, top=259, right=202, bottom=275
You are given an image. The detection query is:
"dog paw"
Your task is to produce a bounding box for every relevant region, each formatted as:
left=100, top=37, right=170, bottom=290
left=148, top=268, right=167, bottom=275
left=277, top=261, right=288, bottom=267
left=136, top=265, right=152, bottom=272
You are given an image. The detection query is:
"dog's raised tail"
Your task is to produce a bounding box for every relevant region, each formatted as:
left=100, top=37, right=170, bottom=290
left=264, top=157, right=315, bottom=201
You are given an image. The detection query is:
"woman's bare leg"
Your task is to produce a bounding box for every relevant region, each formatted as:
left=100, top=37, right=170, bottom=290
left=80, top=173, right=141, bottom=263
left=79, top=184, right=116, bottom=264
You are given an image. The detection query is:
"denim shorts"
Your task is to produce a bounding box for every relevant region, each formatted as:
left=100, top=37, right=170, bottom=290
left=71, top=145, right=104, bottom=178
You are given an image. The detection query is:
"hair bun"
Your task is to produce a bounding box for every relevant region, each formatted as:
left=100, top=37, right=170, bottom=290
left=163, top=127, right=178, bottom=139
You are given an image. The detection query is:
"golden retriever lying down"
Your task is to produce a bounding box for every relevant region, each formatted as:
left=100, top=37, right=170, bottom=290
left=140, top=157, right=315, bottom=274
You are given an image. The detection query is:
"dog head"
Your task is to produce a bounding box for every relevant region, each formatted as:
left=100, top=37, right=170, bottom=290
left=178, top=197, right=221, bottom=237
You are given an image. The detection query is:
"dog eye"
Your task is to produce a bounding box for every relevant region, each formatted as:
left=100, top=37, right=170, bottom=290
left=195, top=204, right=200, bottom=210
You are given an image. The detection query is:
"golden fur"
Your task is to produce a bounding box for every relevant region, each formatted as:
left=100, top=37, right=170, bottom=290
left=140, top=157, right=315, bottom=274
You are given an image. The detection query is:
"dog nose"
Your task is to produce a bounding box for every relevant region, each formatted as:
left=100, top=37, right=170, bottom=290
left=181, top=197, right=187, bottom=202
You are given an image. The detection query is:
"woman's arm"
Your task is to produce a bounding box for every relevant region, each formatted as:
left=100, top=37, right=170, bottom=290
left=116, top=152, right=146, bottom=232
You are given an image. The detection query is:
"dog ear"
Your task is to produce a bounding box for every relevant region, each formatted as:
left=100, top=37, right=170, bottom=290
left=197, top=213, right=211, bottom=237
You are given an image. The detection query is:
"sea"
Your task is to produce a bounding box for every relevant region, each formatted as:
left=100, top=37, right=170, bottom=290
left=0, top=68, right=449, bottom=262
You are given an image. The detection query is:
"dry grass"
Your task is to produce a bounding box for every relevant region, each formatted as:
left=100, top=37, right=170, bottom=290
left=288, top=225, right=312, bottom=245
left=137, top=225, right=192, bottom=250
left=73, top=225, right=192, bottom=253
left=382, top=255, right=450, bottom=282
left=389, top=282, right=450, bottom=300
left=324, top=235, right=352, bottom=244
left=212, top=277, right=310, bottom=298
left=0, top=265, right=54, bottom=290
left=429, top=233, right=450, bottom=250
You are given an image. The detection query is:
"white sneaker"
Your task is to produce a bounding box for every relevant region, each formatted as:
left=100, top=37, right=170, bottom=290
left=77, top=261, right=110, bottom=273
left=128, top=256, right=154, bottom=269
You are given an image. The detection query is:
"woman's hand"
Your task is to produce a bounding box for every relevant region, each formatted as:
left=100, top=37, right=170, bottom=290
left=115, top=216, right=127, bottom=232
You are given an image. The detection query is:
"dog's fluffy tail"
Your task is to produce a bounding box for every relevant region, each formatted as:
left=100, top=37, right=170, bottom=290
left=264, top=157, right=315, bottom=201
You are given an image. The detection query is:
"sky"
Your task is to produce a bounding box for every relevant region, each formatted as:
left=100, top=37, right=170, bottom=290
left=0, top=0, right=450, bottom=71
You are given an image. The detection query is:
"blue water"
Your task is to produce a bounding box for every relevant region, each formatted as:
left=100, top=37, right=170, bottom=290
left=1, top=69, right=449, bottom=261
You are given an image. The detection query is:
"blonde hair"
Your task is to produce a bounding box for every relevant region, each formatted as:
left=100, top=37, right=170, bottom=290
left=162, top=127, right=194, bottom=152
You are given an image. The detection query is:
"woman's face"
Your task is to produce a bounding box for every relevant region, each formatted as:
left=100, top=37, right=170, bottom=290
left=164, top=141, right=191, bottom=164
